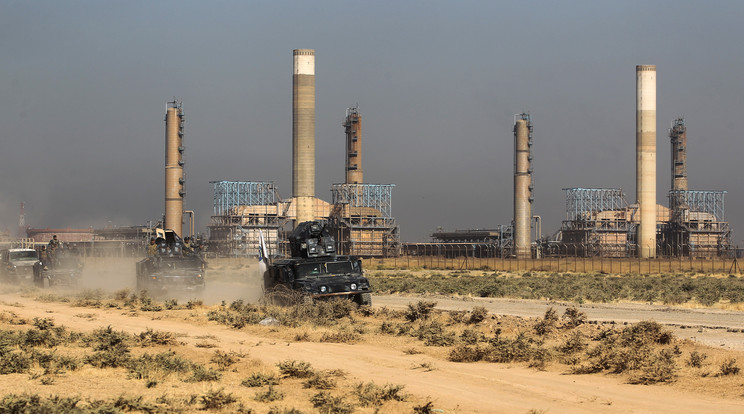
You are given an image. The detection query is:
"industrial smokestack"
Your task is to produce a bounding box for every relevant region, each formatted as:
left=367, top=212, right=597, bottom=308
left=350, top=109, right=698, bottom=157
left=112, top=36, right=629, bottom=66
left=669, top=118, right=688, bottom=223
left=513, top=114, right=533, bottom=259
left=293, top=49, right=316, bottom=225
left=344, top=106, right=363, bottom=184
left=165, top=99, right=184, bottom=237
left=636, top=65, right=656, bottom=258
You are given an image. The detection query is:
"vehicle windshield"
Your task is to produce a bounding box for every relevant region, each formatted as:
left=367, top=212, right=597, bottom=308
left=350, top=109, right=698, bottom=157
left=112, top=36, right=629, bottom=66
left=295, top=261, right=356, bottom=278
left=10, top=251, right=38, bottom=261
left=295, top=263, right=324, bottom=277
left=326, top=261, right=353, bottom=274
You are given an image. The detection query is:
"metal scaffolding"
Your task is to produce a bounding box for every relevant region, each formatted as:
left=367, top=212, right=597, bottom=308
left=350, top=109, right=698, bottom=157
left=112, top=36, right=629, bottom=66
left=208, top=181, right=289, bottom=257
left=564, top=188, right=628, bottom=221
left=329, top=183, right=400, bottom=257
left=669, top=190, right=726, bottom=222
left=559, top=188, right=632, bottom=257
left=211, top=181, right=278, bottom=216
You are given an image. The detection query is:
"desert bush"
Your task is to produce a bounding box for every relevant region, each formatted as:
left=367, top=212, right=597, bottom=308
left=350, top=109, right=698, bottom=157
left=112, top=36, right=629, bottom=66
left=241, top=372, right=280, bottom=387
left=415, top=321, right=457, bottom=347
left=75, top=289, right=104, bottom=307
left=557, top=331, right=587, bottom=355
left=186, top=364, right=222, bottom=382
left=254, top=386, right=285, bottom=403
left=303, top=372, right=337, bottom=390
left=562, top=307, right=586, bottom=328
left=486, top=332, right=535, bottom=363
left=277, top=360, right=315, bottom=378
left=84, top=326, right=132, bottom=368
left=310, top=391, right=354, bottom=414
left=686, top=351, right=708, bottom=368
left=355, top=382, right=407, bottom=406
left=528, top=345, right=553, bottom=370
left=468, top=306, right=489, bottom=324
left=718, top=358, right=740, bottom=376
left=533, top=307, right=558, bottom=336
left=126, top=351, right=191, bottom=380
left=460, top=328, right=486, bottom=345
left=356, top=305, right=374, bottom=317
left=319, top=328, right=361, bottom=343
left=404, top=301, right=437, bottom=322
left=210, top=350, right=240, bottom=370
left=628, top=348, right=678, bottom=384
left=619, top=321, right=673, bottom=346
left=413, top=401, right=436, bottom=414
left=0, top=393, right=82, bottom=412
left=202, top=388, right=238, bottom=409
left=137, top=328, right=178, bottom=346
left=449, top=345, right=487, bottom=362
left=0, top=351, right=32, bottom=374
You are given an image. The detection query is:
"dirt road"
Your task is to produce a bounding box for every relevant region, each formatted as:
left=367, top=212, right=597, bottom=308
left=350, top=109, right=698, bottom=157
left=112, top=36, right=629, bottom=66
left=375, top=295, right=744, bottom=351
left=1, top=292, right=743, bottom=413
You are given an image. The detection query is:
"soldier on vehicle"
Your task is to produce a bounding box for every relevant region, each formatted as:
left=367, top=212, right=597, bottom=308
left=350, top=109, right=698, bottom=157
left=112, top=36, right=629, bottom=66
left=183, top=237, right=193, bottom=255
left=147, top=238, right=158, bottom=257
left=47, top=235, right=60, bottom=266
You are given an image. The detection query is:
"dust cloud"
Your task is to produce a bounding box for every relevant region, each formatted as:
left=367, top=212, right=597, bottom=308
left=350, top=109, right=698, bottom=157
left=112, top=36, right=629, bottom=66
left=76, top=256, right=263, bottom=305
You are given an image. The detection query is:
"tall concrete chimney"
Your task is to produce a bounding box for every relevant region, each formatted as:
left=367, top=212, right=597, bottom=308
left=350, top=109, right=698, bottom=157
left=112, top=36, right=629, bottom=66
left=513, top=114, right=533, bottom=259
left=293, top=49, right=316, bottom=225
left=636, top=65, right=656, bottom=258
left=669, top=118, right=688, bottom=223
left=344, top=106, right=363, bottom=184
left=165, top=99, right=184, bottom=237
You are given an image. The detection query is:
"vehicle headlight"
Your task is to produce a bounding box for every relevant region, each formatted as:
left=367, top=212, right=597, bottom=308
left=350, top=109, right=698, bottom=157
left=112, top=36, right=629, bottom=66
left=196, top=274, right=202, bottom=278
left=350, top=283, right=357, bottom=291
left=320, top=286, right=327, bottom=293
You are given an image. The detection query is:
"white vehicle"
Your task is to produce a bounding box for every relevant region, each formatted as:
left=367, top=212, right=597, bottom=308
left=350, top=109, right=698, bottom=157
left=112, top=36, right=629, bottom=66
left=1, top=248, right=40, bottom=282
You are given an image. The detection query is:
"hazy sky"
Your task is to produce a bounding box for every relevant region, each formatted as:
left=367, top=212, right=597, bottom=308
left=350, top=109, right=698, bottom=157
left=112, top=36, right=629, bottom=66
left=2, top=1, right=743, bottom=243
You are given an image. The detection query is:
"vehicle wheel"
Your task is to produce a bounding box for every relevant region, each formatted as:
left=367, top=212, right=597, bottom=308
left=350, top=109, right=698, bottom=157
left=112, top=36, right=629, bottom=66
left=356, top=292, right=372, bottom=306
left=42, top=278, right=50, bottom=289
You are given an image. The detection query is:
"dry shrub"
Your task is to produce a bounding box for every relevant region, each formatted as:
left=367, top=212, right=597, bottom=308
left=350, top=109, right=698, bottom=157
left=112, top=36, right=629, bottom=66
left=686, top=351, right=707, bottom=368
left=718, top=358, right=740, bottom=376
left=202, top=388, right=238, bottom=409
left=405, top=301, right=437, bottom=322
left=562, top=306, right=586, bottom=328
left=355, top=382, right=407, bottom=407
left=254, top=386, right=285, bottom=403
left=534, top=307, right=558, bottom=336
left=557, top=331, right=587, bottom=355
left=468, top=306, right=489, bottom=324
left=628, top=349, right=678, bottom=384
left=241, top=372, right=280, bottom=387
left=304, top=372, right=337, bottom=390
left=137, top=328, right=178, bottom=346
left=311, top=391, right=354, bottom=414
left=210, top=350, right=240, bottom=371
left=277, top=359, right=314, bottom=378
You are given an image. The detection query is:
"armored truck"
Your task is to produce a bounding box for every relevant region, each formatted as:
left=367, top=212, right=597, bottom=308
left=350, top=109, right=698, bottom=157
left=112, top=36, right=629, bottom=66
left=136, top=229, right=206, bottom=293
left=1, top=248, right=39, bottom=283
left=264, top=221, right=372, bottom=305
left=33, top=249, right=82, bottom=288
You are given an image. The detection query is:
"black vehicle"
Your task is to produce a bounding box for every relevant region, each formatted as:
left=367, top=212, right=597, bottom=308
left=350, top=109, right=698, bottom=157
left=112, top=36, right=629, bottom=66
left=2, top=248, right=39, bottom=283
left=33, top=249, right=82, bottom=288
left=136, top=230, right=206, bottom=293
left=264, top=221, right=372, bottom=305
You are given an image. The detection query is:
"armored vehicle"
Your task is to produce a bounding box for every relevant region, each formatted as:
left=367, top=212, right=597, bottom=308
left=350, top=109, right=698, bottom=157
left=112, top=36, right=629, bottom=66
left=264, top=221, right=372, bottom=305
left=33, top=249, right=82, bottom=288
left=136, top=230, right=206, bottom=293
left=1, top=248, right=39, bottom=283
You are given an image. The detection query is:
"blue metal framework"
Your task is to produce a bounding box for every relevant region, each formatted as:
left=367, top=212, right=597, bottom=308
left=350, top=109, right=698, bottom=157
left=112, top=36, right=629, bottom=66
left=669, top=190, right=726, bottom=222
left=331, top=184, right=395, bottom=218
left=210, top=181, right=278, bottom=216
left=563, top=188, right=627, bottom=221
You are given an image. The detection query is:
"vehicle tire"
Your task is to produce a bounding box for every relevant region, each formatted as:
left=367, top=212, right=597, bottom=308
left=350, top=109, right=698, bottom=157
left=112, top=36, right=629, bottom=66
left=356, top=292, right=372, bottom=306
